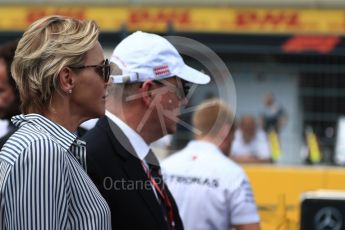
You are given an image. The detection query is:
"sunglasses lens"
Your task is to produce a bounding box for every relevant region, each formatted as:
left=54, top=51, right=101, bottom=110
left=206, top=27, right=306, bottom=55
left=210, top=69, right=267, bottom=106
left=95, top=66, right=104, bottom=80
left=182, top=81, right=190, bottom=97
left=104, top=65, right=110, bottom=82
left=104, top=59, right=110, bottom=82
left=95, top=60, right=110, bottom=82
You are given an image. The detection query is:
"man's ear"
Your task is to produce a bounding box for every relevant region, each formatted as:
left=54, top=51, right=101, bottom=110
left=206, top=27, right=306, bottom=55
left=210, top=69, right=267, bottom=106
left=58, top=67, right=75, bottom=94
left=214, top=124, right=231, bottom=146
left=140, top=80, right=154, bottom=106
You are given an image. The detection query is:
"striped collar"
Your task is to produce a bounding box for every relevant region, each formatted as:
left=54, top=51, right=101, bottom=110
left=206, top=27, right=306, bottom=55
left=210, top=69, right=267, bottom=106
left=11, top=113, right=84, bottom=151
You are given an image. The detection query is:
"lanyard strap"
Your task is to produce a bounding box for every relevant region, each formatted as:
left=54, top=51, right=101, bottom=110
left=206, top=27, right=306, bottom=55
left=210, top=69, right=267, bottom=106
left=141, top=161, right=176, bottom=230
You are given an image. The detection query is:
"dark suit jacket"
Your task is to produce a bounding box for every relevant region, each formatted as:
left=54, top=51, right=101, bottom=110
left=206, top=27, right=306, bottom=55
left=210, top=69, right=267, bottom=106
left=83, top=116, right=183, bottom=230
left=0, top=128, right=16, bottom=149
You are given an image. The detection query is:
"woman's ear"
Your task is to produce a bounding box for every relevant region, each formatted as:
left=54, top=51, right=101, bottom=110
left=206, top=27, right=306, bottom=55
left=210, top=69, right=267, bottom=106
left=58, top=67, right=75, bottom=94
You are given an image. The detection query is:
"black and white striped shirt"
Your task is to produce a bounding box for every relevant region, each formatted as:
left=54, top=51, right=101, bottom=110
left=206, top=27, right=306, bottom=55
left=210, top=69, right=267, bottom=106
left=0, top=114, right=111, bottom=229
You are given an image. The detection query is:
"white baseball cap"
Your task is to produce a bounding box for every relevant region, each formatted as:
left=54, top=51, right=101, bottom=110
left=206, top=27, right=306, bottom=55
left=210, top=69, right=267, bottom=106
left=110, top=31, right=210, bottom=85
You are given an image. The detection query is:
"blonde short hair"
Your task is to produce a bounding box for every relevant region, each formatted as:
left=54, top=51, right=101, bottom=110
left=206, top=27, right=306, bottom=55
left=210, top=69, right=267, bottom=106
left=192, top=99, right=234, bottom=137
left=12, top=15, right=100, bottom=113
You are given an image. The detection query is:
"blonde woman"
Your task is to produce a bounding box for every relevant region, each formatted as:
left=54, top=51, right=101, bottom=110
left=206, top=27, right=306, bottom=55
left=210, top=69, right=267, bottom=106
left=0, top=16, right=111, bottom=229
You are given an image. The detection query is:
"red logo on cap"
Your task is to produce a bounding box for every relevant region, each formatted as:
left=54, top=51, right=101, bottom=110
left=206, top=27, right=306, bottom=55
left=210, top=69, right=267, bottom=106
left=154, top=65, right=171, bottom=78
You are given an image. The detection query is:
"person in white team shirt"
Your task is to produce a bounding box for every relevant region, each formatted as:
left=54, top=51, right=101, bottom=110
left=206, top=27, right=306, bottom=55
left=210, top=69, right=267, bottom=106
left=162, top=99, right=261, bottom=230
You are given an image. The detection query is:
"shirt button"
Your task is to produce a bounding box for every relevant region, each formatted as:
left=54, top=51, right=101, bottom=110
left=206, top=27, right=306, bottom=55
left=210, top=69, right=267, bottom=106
left=76, top=140, right=83, bottom=145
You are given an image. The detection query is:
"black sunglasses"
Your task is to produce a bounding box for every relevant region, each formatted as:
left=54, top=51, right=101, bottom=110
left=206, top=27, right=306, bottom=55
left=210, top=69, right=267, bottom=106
left=69, top=59, right=110, bottom=82
left=153, top=78, right=191, bottom=100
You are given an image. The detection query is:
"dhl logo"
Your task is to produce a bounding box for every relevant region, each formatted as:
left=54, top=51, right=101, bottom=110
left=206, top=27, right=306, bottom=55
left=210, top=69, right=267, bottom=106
left=129, top=9, right=191, bottom=25
left=235, top=11, right=300, bottom=28
left=26, top=9, right=85, bottom=24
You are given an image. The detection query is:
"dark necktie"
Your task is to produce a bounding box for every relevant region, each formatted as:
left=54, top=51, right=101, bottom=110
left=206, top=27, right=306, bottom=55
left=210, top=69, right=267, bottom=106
left=145, top=150, right=164, bottom=191
left=144, top=150, right=173, bottom=228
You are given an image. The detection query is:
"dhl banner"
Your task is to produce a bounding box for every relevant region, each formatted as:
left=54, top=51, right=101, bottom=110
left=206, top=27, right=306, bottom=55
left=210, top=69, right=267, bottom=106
left=0, top=6, right=345, bottom=34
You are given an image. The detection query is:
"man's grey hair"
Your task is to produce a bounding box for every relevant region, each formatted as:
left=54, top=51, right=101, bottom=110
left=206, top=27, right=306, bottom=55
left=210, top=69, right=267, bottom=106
left=107, top=64, right=141, bottom=103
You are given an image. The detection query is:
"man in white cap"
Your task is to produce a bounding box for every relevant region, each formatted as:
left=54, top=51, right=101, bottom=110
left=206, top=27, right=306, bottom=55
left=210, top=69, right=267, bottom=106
left=84, top=31, right=210, bottom=230
left=162, top=99, right=261, bottom=230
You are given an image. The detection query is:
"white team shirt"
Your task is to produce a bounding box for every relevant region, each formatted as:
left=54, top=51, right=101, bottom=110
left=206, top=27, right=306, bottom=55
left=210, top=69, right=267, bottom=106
left=231, top=129, right=271, bottom=159
left=162, top=140, right=260, bottom=230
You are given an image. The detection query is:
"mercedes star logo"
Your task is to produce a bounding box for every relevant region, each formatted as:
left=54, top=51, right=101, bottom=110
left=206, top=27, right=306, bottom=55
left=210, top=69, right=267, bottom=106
left=314, top=207, right=343, bottom=230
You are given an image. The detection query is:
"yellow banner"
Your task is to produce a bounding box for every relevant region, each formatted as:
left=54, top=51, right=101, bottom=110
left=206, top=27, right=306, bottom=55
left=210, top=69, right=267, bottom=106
left=0, top=6, right=344, bottom=34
